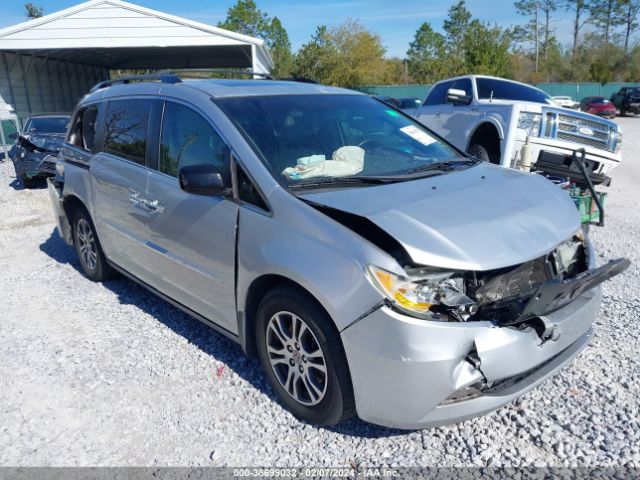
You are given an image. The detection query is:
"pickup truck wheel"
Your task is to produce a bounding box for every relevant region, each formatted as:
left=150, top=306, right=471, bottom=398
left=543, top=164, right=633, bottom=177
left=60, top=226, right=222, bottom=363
left=468, top=143, right=492, bottom=163
left=619, top=107, right=626, bottom=117
left=72, top=210, right=115, bottom=282
left=256, top=286, right=355, bottom=426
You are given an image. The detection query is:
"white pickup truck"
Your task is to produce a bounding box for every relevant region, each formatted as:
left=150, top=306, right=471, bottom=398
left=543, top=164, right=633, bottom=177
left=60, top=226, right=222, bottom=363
left=412, top=75, right=622, bottom=186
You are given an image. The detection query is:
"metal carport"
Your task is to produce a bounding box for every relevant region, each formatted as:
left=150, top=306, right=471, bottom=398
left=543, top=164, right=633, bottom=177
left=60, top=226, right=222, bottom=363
left=0, top=0, right=273, bottom=124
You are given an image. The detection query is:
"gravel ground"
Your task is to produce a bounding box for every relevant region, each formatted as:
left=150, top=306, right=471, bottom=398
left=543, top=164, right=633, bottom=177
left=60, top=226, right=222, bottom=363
left=0, top=119, right=639, bottom=468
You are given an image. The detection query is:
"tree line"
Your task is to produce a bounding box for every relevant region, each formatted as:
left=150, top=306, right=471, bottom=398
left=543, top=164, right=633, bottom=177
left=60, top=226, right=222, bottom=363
left=24, top=0, right=640, bottom=86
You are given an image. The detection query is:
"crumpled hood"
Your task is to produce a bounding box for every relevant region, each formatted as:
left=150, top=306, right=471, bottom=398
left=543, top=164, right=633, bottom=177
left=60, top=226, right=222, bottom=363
left=19, top=133, right=65, bottom=153
left=300, top=163, right=581, bottom=271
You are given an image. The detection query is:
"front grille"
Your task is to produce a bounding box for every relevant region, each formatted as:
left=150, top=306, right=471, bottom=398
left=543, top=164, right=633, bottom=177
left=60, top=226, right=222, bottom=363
left=21, top=158, right=35, bottom=171
left=557, top=132, right=610, bottom=150
left=540, top=109, right=614, bottom=152
left=557, top=113, right=604, bottom=130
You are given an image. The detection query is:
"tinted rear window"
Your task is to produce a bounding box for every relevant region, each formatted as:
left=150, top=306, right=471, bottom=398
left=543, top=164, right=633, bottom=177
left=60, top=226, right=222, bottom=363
left=476, top=78, right=553, bottom=104
left=103, top=99, right=151, bottom=165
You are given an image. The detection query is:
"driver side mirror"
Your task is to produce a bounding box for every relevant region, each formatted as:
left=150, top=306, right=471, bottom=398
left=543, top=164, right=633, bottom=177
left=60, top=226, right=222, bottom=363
left=178, top=164, right=227, bottom=196
left=8, top=132, right=17, bottom=140
left=447, top=88, right=472, bottom=106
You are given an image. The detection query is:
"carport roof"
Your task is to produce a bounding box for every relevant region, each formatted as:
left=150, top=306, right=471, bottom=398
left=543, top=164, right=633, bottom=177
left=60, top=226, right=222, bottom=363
left=0, top=0, right=273, bottom=71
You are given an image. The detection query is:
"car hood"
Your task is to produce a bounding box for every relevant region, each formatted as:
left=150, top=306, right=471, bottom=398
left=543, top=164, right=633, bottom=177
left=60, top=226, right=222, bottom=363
left=20, top=133, right=65, bottom=152
left=299, top=163, right=581, bottom=271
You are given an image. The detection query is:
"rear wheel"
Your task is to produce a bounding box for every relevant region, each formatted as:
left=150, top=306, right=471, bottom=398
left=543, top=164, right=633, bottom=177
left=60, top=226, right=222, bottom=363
left=256, top=287, right=354, bottom=426
left=72, top=209, right=115, bottom=282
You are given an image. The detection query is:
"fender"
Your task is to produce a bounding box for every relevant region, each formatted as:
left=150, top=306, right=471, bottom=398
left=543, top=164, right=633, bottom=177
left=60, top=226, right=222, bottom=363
left=464, top=114, right=507, bottom=152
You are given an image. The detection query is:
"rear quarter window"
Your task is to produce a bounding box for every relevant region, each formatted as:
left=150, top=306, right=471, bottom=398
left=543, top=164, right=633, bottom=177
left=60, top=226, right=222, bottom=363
left=103, top=99, right=152, bottom=165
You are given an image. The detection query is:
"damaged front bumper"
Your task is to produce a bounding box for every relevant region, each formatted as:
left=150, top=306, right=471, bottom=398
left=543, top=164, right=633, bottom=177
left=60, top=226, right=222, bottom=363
left=341, top=285, right=601, bottom=429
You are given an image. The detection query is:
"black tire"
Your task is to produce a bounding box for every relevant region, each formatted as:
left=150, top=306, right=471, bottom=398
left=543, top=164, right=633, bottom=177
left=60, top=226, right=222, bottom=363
left=72, top=209, right=116, bottom=282
left=468, top=143, right=493, bottom=163
left=620, top=107, right=626, bottom=117
left=20, top=174, right=37, bottom=189
left=256, top=286, right=355, bottom=426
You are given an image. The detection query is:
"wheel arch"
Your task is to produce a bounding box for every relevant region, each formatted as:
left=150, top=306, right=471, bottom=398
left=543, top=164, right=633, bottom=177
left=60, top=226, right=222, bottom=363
left=466, top=121, right=503, bottom=164
left=240, top=274, right=336, bottom=358
left=62, top=194, right=92, bottom=240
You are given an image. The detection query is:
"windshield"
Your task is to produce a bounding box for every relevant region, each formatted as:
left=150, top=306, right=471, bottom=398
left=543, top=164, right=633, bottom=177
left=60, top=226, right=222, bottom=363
left=477, top=78, right=554, bottom=105
left=215, top=94, right=464, bottom=188
left=24, top=116, right=69, bottom=134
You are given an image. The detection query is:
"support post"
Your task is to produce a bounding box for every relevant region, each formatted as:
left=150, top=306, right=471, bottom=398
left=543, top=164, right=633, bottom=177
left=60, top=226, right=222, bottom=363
left=1, top=53, right=17, bottom=111
left=18, top=54, right=34, bottom=116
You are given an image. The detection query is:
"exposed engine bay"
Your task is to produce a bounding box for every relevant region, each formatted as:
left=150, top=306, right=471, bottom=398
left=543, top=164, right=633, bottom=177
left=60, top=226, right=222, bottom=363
left=407, top=236, right=629, bottom=327
left=467, top=235, right=589, bottom=324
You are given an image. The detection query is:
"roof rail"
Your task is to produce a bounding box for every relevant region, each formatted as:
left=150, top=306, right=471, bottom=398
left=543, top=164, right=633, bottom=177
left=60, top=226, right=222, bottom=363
left=165, top=68, right=274, bottom=80
left=279, top=76, right=318, bottom=84
left=89, top=69, right=274, bottom=92
left=90, top=73, right=180, bottom=92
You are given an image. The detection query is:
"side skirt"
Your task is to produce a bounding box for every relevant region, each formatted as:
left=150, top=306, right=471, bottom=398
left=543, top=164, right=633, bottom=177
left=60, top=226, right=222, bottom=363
left=107, top=261, right=242, bottom=346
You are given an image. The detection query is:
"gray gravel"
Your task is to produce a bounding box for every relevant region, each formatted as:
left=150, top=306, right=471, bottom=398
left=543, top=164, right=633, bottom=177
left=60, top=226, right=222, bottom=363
left=0, top=119, right=639, bottom=467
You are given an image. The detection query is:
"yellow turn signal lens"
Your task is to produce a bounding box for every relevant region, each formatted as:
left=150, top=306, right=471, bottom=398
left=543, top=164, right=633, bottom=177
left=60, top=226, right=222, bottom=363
left=368, top=265, right=433, bottom=315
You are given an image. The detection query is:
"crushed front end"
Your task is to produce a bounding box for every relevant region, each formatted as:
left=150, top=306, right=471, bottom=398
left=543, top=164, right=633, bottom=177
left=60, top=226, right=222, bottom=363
left=341, top=236, right=629, bottom=429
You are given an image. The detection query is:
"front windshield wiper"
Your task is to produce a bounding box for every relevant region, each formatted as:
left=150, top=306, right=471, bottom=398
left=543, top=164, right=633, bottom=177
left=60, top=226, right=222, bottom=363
left=288, top=159, right=478, bottom=190
left=289, top=176, right=395, bottom=189
left=401, top=158, right=479, bottom=175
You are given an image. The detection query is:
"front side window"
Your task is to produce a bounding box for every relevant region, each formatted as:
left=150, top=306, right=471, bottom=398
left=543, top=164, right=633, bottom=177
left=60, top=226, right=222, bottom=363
left=476, top=78, right=553, bottom=105
left=216, top=94, right=467, bottom=189
left=103, top=99, right=151, bottom=165
left=423, top=81, right=453, bottom=106
left=449, top=78, right=472, bottom=100
left=159, top=102, right=227, bottom=178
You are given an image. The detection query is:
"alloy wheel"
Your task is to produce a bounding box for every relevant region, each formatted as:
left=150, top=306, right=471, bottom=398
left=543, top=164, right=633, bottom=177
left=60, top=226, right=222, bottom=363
left=265, top=311, right=328, bottom=406
left=76, top=218, right=97, bottom=271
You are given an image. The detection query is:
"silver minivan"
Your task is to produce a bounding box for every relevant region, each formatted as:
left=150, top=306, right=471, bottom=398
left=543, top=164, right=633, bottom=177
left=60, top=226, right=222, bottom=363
left=48, top=74, right=628, bottom=429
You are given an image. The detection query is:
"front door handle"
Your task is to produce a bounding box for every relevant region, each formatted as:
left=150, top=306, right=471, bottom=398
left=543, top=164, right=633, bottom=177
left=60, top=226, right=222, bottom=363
left=129, top=191, right=144, bottom=207
left=141, top=198, right=165, bottom=214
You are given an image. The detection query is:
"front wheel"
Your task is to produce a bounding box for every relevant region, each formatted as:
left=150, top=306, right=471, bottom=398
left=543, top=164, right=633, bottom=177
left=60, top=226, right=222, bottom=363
left=72, top=209, right=116, bottom=282
left=468, top=143, right=493, bottom=163
left=20, top=174, right=37, bottom=189
left=256, top=287, right=354, bottom=426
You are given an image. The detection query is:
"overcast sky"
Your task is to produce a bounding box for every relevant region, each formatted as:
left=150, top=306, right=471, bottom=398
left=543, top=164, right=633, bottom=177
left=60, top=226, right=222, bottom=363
left=0, top=0, right=622, bottom=58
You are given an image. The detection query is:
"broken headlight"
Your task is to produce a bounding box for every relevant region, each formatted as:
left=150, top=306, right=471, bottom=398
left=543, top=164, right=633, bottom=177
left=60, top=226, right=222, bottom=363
left=517, top=112, right=542, bottom=137
left=367, top=265, right=474, bottom=319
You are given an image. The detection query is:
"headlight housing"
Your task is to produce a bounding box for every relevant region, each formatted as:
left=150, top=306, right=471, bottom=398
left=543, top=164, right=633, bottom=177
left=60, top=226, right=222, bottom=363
left=612, top=129, right=622, bottom=153
left=517, top=112, right=542, bottom=137
left=367, top=265, right=474, bottom=319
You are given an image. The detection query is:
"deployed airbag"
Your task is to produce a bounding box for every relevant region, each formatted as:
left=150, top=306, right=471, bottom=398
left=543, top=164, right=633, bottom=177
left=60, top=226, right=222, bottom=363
left=283, top=146, right=364, bottom=179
